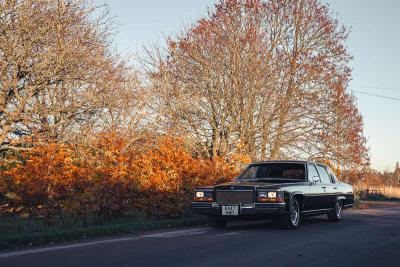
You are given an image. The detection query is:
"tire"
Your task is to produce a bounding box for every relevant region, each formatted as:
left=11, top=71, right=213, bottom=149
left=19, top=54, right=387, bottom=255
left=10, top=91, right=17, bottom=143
left=279, top=197, right=301, bottom=229
left=208, top=217, right=228, bottom=228
left=327, top=199, right=343, bottom=222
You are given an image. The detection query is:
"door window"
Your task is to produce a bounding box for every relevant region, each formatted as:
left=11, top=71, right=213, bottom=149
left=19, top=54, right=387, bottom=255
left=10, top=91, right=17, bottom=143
left=316, top=165, right=332, bottom=184
left=326, top=167, right=338, bottom=183
left=307, top=164, right=320, bottom=182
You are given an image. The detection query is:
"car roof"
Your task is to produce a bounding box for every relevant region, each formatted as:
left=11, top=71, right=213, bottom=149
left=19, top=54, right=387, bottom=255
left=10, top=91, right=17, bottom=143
left=250, top=160, right=324, bottom=166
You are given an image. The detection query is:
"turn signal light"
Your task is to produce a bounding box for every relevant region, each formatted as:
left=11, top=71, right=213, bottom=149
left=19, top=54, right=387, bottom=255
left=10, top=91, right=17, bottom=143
left=257, top=197, right=284, bottom=203
left=194, top=197, right=213, bottom=202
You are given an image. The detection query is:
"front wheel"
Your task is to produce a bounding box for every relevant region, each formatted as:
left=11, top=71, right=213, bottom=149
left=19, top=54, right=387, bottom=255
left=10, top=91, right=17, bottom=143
left=208, top=217, right=228, bottom=228
left=327, top=199, right=343, bottom=221
left=279, top=198, right=300, bottom=229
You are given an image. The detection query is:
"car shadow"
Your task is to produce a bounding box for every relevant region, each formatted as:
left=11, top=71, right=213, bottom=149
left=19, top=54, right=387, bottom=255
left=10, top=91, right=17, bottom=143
left=211, top=215, right=349, bottom=232
left=209, top=219, right=279, bottom=232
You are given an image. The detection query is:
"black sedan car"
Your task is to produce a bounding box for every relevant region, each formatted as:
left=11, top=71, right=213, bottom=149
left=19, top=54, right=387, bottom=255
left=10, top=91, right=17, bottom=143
left=191, top=161, right=354, bottom=229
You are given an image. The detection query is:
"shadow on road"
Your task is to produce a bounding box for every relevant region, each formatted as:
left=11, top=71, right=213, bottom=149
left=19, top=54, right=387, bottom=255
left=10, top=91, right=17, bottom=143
left=213, top=212, right=366, bottom=232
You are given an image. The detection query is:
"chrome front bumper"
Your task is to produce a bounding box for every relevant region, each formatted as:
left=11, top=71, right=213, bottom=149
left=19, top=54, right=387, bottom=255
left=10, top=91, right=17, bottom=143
left=191, top=202, right=288, bottom=216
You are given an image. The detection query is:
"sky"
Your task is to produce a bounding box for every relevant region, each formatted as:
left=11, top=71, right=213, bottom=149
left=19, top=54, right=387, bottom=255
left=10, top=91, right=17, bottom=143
left=103, top=0, right=400, bottom=172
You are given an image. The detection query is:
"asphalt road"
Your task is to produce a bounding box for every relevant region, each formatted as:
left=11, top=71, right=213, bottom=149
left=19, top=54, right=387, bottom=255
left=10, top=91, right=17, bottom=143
left=1, top=202, right=400, bottom=267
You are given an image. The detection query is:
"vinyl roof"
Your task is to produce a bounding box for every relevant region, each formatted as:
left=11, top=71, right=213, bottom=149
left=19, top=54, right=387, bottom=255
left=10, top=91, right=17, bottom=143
left=250, top=160, right=320, bottom=165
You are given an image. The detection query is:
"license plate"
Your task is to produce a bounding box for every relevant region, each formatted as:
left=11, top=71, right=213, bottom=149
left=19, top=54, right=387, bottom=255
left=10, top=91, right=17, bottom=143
left=222, top=205, right=239, bottom=216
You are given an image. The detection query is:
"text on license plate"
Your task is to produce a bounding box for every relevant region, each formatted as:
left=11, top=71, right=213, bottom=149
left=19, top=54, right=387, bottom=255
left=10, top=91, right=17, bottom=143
left=222, top=205, right=239, bottom=216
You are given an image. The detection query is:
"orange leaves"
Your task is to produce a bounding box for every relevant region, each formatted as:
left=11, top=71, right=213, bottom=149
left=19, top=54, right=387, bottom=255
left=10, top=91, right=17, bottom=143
left=0, top=132, right=249, bottom=221
left=3, top=144, right=77, bottom=205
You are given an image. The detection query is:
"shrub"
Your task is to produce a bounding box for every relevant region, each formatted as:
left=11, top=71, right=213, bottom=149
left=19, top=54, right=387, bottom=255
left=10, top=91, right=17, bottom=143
left=0, top=133, right=250, bottom=229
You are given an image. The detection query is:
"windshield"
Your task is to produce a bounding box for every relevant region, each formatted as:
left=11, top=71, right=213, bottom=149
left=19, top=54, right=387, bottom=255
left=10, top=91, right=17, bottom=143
left=238, top=163, right=306, bottom=181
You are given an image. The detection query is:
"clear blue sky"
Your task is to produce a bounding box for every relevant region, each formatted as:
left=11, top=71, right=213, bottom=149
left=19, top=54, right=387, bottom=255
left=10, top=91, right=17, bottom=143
left=104, top=0, right=400, bottom=172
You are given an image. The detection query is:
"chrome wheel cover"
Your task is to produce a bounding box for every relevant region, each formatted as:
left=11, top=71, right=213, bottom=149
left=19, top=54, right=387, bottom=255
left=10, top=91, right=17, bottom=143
left=290, top=200, right=299, bottom=226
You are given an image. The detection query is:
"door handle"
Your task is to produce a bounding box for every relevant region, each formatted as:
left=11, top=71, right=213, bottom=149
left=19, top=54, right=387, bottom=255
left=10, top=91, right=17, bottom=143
left=333, top=187, right=338, bottom=189
left=321, top=186, right=326, bottom=189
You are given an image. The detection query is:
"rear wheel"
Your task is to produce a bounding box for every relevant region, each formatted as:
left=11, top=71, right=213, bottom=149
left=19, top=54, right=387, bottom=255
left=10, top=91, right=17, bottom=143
left=279, top=197, right=300, bottom=229
left=327, top=199, right=343, bottom=221
left=208, top=217, right=228, bottom=228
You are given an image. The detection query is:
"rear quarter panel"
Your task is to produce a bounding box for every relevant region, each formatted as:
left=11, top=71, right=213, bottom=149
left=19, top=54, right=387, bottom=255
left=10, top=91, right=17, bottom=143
left=338, top=182, right=354, bottom=207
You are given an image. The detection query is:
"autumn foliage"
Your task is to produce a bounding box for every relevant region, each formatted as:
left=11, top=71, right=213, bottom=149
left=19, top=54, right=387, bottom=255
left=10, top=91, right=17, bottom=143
left=144, top=0, right=369, bottom=171
left=0, top=133, right=249, bottom=226
left=0, top=0, right=372, bottom=229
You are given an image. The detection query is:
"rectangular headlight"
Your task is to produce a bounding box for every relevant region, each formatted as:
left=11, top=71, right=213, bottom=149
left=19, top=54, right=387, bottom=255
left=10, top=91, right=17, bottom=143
left=195, top=191, right=204, bottom=198
left=257, top=191, right=284, bottom=203
left=258, top=191, right=267, bottom=198
left=193, top=191, right=213, bottom=202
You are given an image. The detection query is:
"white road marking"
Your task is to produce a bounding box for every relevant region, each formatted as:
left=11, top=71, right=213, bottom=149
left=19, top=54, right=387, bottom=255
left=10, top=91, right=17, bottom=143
left=214, top=231, right=243, bottom=237
left=140, top=227, right=209, bottom=238
left=0, top=227, right=211, bottom=258
left=0, top=237, right=140, bottom=259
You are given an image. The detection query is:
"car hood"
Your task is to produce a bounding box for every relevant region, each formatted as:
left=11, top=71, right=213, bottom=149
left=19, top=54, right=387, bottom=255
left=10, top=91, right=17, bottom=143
left=213, top=180, right=306, bottom=190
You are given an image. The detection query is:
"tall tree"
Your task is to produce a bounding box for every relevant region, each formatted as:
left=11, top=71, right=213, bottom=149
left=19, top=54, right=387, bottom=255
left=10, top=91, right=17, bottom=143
left=144, top=0, right=369, bottom=170
left=0, top=0, right=132, bottom=150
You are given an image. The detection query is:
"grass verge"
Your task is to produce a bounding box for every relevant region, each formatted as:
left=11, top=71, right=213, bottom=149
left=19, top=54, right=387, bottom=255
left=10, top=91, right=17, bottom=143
left=0, top=216, right=208, bottom=251
left=360, top=195, right=400, bottom=202
left=355, top=194, right=400, bottom=208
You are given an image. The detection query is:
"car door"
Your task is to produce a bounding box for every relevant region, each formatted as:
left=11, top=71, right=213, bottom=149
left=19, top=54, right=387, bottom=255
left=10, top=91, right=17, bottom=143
left=316, top=164, right=337, bottom=209
left=304, top=163, right=326, bottom=211
left=326, top=166, right=350, bottom=205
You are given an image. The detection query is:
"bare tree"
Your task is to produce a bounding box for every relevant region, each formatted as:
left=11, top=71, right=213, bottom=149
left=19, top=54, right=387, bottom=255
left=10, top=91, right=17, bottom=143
left=0, top=0, right=135, bottom=150
left=143, top=0, right=369, bottom=170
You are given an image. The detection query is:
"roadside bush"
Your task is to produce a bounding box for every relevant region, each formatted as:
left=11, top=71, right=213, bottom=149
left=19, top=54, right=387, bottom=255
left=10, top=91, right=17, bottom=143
left=0, top=133, right=250, bottom=229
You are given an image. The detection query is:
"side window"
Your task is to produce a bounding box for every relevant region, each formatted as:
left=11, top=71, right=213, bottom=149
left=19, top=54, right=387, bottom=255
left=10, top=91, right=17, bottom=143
left=326, top=167, right=338, bottom=183
left=307, top=164, right=320, bottom=182
left=316, top=165, right=332, bottom=184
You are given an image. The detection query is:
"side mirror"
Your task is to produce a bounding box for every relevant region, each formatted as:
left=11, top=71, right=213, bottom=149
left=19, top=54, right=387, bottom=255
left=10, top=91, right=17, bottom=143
left=311, top=176, right=320, bottom=184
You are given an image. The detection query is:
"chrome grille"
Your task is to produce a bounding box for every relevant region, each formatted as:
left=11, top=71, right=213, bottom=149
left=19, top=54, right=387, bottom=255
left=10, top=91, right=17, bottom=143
left=215, top=190, right=254, bottom=204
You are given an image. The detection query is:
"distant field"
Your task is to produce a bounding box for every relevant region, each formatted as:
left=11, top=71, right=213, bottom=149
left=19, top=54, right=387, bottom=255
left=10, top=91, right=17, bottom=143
left=354, top=185, right=400, bottom=201
left=381, top=186, right=400, bottom=198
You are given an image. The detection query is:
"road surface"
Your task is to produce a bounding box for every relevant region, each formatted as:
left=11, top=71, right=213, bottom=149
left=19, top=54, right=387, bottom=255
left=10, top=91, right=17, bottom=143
left=1, top=202, right=400, bottom=267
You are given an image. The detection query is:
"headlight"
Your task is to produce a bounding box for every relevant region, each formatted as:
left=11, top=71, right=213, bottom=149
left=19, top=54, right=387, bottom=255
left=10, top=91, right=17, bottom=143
left=193, top=190, right=213, bottom=202
left=257, top=191, right=284, bottom=203
left=258, top=191, right=267, bottom=198
left=196, top=191, right=204, bottom=198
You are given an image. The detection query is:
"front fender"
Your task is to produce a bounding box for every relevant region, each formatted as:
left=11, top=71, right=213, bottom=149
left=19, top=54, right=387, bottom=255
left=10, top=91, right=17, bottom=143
left=337, top=195, right=346, bottom=201
left=287, top=191, right=304, bottom=210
